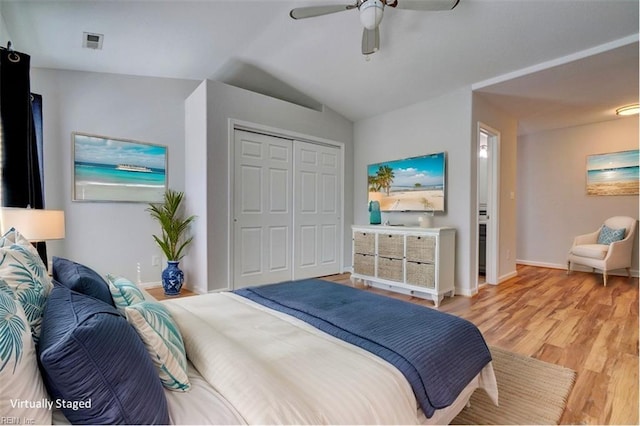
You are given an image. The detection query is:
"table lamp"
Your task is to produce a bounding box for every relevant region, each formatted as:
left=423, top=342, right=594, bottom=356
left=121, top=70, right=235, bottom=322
left=0, top=207, right=66, bottom=241
left=0, top=207, right=66, bottom=268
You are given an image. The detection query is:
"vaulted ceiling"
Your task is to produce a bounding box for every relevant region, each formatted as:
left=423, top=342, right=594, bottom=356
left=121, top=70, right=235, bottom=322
left=2, top=0, right=638, bottom=134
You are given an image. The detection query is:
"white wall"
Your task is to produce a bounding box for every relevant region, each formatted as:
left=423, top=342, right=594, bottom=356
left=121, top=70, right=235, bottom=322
left=0, top=4, right=10, bottom=47
left=185, top=80, right=354, bottom=292
left=184, top=81, right=209, bottom=294
left=30, top=69, right=199, bottom=282
left=354, top=87, right=476, bottom=295
left=517, top=116, right=639, bottom=274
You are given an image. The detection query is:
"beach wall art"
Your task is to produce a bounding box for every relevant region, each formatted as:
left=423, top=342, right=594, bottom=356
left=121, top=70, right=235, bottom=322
left=73, top=132, right=167, bottom=202
left=367, top=152, right=446, bottom=212
left=586, top=149, right=639, bottom=196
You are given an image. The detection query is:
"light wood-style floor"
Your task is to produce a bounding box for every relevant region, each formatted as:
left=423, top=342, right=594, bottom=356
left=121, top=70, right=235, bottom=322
left=323, top=265, right=639, bottom=425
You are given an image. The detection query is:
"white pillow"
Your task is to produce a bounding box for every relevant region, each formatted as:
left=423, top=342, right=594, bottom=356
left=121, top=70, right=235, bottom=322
left=0, top=282, right=51, bottom=424
left=125, top=301, right=191, bottom=392
left=106, top=274, right=145, bottom=312
left=0, top=244, right=53, bottom=342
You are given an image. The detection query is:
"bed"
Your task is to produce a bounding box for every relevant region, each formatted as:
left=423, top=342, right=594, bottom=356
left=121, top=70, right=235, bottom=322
left=161, top=284, right=498, bottom=425
left=0, top=229, right=497, bottom=425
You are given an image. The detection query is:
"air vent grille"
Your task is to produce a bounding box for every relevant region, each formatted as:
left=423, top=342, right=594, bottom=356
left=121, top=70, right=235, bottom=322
left=83, top=32, right=104, bottom=50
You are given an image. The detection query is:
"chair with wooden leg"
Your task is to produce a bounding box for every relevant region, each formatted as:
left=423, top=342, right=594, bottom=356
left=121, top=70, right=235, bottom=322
left=567, top=216, right=637, bottom=286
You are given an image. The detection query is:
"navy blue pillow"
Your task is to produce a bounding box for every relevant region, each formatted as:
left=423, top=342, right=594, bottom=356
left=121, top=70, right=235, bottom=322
left=52, top=256, right=114, bottom=306
left=38, top=285, right=169, bottom=425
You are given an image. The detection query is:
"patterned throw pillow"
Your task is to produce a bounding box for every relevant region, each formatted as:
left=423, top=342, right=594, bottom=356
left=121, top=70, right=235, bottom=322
left=125, top=301, right=191, bottom=391
left=0, top=244, right=53, bottom=343
left=0, top=281, right=51, bottom=425
left=597, top=224, right=626, bottom=245
left=106, top=274, right=145, bottom=312
left=0, top=227, right=41, bottom=258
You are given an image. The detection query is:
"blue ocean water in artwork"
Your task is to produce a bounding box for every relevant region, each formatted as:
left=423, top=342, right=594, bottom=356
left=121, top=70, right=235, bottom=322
left=587, top=165, right=639, bottom=184
left=75, top=162, right=166, bottom=187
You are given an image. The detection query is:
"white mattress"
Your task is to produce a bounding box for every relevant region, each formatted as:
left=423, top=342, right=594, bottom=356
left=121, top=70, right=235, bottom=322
left=52, top=361, right=245, bottom=425
left=162, top=292, right=498, bottom=425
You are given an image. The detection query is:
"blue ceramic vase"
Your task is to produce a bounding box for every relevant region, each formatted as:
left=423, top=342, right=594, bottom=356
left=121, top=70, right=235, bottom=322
left=162, top=261, right=184, bottom=296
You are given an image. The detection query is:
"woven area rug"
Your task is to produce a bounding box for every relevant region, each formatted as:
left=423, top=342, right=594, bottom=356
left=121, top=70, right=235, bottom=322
left=451, top=346, right=576, bottom=425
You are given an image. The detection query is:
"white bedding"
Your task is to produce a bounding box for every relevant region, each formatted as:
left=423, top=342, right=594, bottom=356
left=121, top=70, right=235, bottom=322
left=163, top=292, right=498, bottom=425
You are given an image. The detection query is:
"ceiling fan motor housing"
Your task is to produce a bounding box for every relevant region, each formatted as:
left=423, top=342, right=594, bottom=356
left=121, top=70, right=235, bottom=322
left=360, top=0, right=385, bottom=30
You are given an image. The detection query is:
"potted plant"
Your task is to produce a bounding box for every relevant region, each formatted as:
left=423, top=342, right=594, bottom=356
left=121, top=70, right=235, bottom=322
left=147, top=189, right=195, bottom=296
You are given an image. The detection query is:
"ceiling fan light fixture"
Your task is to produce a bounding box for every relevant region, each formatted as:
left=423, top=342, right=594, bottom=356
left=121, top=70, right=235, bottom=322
left=360, top=0, right=384, bottom=30
left=615, top=104, right=640, bottom=116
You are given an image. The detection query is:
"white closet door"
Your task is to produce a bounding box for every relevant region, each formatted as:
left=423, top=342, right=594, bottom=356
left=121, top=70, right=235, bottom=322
left=233, top=130, right=293, bottom=289
left=293, top=141, right=342, bottom=279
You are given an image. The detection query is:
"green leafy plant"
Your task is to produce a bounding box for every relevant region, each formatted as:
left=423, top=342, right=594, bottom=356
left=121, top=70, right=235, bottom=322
left=147, top=189, right=195, bottom=261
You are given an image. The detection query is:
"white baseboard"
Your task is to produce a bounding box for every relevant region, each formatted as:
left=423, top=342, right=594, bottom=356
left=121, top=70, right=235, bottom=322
left=516, top=259, right=639, bottom=278
left=498, top=270, right=518, bottom=283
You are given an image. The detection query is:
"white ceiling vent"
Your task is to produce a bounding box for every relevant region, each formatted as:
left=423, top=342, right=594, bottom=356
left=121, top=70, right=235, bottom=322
left=83, top=32, right=104, bottom=50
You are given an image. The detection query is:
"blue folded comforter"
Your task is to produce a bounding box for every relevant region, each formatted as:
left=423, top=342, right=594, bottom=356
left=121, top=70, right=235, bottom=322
left=235, top=279, right=492, bottom=418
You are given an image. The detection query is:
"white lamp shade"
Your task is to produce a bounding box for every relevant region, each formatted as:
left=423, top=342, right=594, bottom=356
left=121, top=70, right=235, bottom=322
left=0, top=208, right=66, bottom=241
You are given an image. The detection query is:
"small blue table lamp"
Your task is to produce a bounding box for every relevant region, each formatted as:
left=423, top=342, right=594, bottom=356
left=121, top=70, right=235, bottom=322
left=369, top=200, right=381, bottom=225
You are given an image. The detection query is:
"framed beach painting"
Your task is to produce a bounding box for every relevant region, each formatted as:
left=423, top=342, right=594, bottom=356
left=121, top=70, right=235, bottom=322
left=586, top=149, right=639, bottom=196
left=72, top=132, right=167, bottom=202
left=367, top=152, right=446, bottom=212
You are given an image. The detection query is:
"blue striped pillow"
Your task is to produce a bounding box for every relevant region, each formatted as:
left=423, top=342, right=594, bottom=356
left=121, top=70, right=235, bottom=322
left=38, top=285, right=169, bottom=424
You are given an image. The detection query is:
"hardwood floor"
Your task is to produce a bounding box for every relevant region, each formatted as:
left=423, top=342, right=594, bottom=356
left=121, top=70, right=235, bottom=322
left=323, top=265, right=639, bottom=425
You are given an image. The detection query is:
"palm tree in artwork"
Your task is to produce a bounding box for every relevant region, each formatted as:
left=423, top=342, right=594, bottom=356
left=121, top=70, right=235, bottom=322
left=368, top=175, right=382, bottom=192
left=376, top=165, right=395, bottom=196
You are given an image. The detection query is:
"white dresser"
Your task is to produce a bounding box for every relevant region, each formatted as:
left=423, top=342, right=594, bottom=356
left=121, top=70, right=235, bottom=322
left=351, top=225, right=455, bottom=307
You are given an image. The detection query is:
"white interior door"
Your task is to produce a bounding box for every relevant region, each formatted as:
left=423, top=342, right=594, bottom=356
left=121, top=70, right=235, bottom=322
left=293, top=141, right=342, bottom=279
left=477, top=123, right=500, bottom=287
left=233, top=130, right=293, bottom=289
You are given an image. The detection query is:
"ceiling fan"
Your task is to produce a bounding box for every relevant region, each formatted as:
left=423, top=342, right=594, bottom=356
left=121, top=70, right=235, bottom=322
left=289, top=0, right=460, bottom=55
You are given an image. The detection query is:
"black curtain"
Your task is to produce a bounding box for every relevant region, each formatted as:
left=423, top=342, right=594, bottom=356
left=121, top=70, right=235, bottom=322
left=0, top=46, right=47, bottom=263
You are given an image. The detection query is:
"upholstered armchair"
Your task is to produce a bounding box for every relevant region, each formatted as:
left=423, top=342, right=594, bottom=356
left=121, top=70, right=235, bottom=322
left=567, top=216, right=637, bottom=286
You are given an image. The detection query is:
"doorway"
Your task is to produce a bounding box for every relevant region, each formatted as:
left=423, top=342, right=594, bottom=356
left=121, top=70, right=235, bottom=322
left=477, top=123, right=500, bottom=288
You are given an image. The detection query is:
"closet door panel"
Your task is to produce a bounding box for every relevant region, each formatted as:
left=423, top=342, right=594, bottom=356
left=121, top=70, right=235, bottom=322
left=293, top=141, right=342, bottom=279
left=234, top=130, right=292, bottom=288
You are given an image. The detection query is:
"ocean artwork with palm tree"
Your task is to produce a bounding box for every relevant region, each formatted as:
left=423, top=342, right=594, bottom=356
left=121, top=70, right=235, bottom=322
left=367, top=152, right=446, bottom=212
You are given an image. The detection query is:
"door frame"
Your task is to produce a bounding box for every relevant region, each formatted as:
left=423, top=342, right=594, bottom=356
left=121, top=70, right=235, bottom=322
left=228, top=118, right=345, bottom=289
left=476, top=122, right=500, bottom=288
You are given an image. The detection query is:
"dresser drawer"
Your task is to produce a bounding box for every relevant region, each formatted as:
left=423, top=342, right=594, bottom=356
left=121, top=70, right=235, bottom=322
left=406, top=261, right=435, bottom=289
left=406, top=235, right=435, bottom=263
left=378, top=256, right=403, bottom=282
left=353, top=231, right=375, bottom=255
left=353, top=253, right=375, bottom=276
left=378, top=233, right=404, bottom=259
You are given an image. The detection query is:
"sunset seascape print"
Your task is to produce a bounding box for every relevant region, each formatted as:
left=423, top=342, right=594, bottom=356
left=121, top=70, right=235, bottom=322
left=73, top=133, right=167, bottom=202
left=586, top=150, right=639, bottom=196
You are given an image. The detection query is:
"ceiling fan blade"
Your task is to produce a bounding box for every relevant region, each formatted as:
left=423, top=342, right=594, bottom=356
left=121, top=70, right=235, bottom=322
left=290, top=4, right=356, bottom=20
left=387, top=0, right=460, bottom=11
left=362, top=27, right=380, bottom=55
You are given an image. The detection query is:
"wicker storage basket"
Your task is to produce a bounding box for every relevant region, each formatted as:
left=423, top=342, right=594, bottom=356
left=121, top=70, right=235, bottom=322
left=378, top=256, right=403, bottom=282
left=406, top=261, right=435, bottom=289
left=353, top=253, right=375, bottom=276
left=353, top=232, right=375, bottom=255
left=406, top=235, right=435, bottom=263
left=378, top=233, right=404, bottom=259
